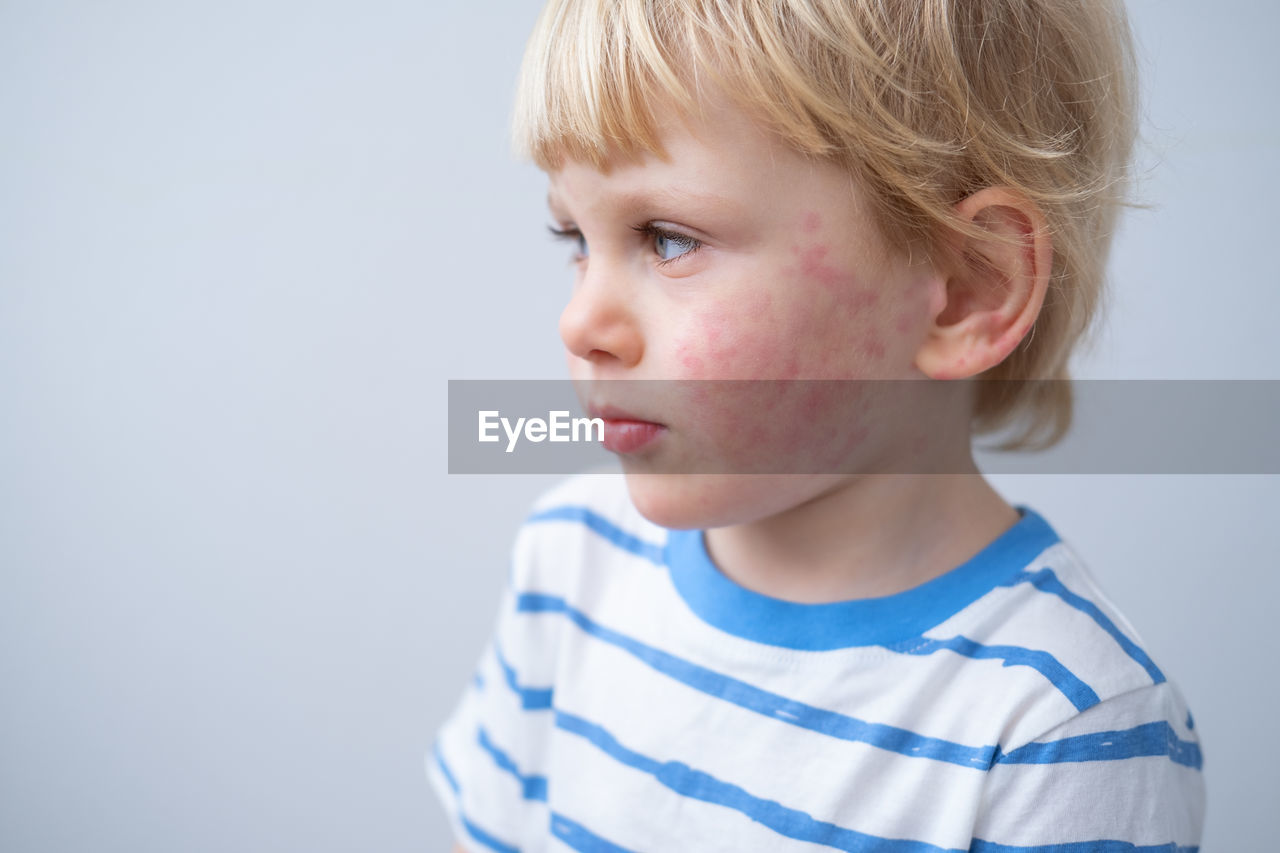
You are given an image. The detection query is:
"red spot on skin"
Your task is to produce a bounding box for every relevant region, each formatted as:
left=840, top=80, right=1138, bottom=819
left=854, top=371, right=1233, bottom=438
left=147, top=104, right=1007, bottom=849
left=851, top=289, right=879, bottom=311
left=795, top=244, right=845, bottom=291
left=690, top=302, right=758, bottom=377
left=715, top=343, right=741, bottom=366
left=857, top=337, right=886, bottom=361
left=742, top=419, right=772, bottom=454
left=676, top=342, right=705, bottom=373
left=700, top=291, right=781, bottom=380
left=750, top=291, right=774, bottom=312
left=822, top=421, right=872, bottom=472
left=689, top=381, right=714, bottom=406
left=802, top=212, right=822, bottom=233
left=801, top=384, right=827, bottom=420
left=894, top=312, right=914, bottom=334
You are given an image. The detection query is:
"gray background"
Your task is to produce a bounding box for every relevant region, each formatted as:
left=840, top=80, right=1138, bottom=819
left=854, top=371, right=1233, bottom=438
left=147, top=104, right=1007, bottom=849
left=1, top=1, right=1275, bottom=850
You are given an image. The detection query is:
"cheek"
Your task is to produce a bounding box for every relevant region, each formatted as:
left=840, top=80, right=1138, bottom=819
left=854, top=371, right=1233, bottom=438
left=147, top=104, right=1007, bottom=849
left=680, top=292, right=789, bottom=380
left=669, top=245, right=926, bottom=383
left=892, top=276, right=939, bottom=335
left=783, top=242, right=896, bottom=375
left=682, top=379, right=878, bottom=472
left=674, top=341, right=705, bottom=373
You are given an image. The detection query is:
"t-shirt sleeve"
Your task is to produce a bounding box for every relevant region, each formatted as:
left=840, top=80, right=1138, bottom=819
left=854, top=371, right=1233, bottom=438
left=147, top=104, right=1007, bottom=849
left=427, top=524, right=560, bottom=853
left=970, top=681, right=1205, bottom=849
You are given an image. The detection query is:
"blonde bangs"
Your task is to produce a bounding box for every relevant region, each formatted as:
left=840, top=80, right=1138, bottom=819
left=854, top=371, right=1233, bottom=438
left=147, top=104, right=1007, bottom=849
left=512, top=0, right=696, bottom=169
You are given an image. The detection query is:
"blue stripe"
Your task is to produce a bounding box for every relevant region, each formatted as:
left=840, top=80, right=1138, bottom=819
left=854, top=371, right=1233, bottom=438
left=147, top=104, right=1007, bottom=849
left=972, top=841, right=1198, bottom=852
left=527, top=505, right=665, bottom=565
left=555, top=709, right=963, bottom=853
left=432, top=745, right=523, bottom=853
left=1010, top=568, right=1166, bottom=685
left=994, top=721, right=1203, bottom=770
left=886, top=635, right=1100, bottom=712
left=477, top=726, right=548, bottom=801
left=433, top=741, right=460, bottom=794
left=550, top=813, right=639, bottom=853
left=494, top=641, right=554, bottom=710
left=516, top=592, right=995, bottom=769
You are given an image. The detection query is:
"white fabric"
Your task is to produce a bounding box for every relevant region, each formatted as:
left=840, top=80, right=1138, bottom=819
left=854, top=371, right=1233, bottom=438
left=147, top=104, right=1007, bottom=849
left=429, top=474, right=1204, bottom=852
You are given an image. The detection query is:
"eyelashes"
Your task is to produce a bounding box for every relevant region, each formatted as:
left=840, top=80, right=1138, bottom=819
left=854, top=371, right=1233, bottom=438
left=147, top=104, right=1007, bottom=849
left=548, top=223, right=703, bottom=267
left=547, top=225, right=588, bottom=262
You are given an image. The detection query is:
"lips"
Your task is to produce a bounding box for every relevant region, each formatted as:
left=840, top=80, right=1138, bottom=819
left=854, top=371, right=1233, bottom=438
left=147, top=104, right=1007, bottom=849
left=588, top=404, right=667, bottom=454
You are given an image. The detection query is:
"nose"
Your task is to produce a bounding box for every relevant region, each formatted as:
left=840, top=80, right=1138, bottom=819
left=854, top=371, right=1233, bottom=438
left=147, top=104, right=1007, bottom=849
left=558, top=264, right=644, bottom=368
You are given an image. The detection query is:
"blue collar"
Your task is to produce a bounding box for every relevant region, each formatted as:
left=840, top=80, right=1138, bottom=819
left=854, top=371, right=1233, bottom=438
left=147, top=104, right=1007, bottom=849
left=663, top=507, right=1059, bottom=650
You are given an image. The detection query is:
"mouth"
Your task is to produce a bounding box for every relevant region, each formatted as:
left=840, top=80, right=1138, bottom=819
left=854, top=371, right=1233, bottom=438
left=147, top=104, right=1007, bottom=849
left=588, top=404, right=667, bottom=454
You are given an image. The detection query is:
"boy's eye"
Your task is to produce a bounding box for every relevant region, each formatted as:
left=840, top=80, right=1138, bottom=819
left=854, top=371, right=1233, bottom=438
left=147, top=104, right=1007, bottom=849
left=653, top=229, right=696, bottom=262
left=548, top=225, right=588, bottom=261
left=548, top=222, right=701, bottom=267
left=636, top=223, right=702, bottom=266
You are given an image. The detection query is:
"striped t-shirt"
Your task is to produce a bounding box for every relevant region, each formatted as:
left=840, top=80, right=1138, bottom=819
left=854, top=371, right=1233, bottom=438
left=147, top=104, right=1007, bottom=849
left=429, top=474, right=1205, bottom=852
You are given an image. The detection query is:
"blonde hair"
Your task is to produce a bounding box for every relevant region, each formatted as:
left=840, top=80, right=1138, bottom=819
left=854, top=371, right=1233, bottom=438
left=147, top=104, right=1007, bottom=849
left=513, top=0, right=1140, bottom=448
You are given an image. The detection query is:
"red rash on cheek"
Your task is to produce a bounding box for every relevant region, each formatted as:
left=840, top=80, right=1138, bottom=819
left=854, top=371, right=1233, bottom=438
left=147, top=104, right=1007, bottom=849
left=687, top=307, right=733, bottom=376
left=790, top=242, right=881, bottom=322
left=711, top=292, right=784, bottom=379
left=794, top=244, right=845, bottom=291
left=800, top=383, right=828, bottom=420
left=676, top=341, right=705, bottom=373
left=857, top=336, right=887, bottom=361
left=825, top=422, right=872, bottom=472
left=802, top=211, right=822, bottom=233
left=780, top=354, right=801, bottom=380
left=747, top=291, right=774, bottom=314
left=683, top=375, right=886, bottom=474
left=689, top=303, right=758, bottom=378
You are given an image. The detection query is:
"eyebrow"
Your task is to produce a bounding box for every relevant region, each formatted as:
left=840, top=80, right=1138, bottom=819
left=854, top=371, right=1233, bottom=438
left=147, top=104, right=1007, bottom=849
left=546, top=187, right=745, bottom=221
left=546, top=191, right=569, bottom=220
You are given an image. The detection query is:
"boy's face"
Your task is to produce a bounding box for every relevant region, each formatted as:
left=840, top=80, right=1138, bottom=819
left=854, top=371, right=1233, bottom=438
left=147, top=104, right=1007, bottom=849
left=546, top=96, right=947, bottom=529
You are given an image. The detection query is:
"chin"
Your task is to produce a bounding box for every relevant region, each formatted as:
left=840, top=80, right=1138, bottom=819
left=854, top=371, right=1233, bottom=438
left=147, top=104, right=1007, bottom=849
left=621, top=473, right=710, bottom=530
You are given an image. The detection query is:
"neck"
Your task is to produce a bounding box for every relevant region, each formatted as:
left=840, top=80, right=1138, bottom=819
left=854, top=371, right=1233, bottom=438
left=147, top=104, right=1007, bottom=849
left=702, top=461, right=1018, bottom=604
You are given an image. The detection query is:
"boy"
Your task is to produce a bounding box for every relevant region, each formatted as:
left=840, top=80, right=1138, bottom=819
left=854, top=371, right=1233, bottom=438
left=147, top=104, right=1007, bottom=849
left=431, top=0, right=1205, bottom=849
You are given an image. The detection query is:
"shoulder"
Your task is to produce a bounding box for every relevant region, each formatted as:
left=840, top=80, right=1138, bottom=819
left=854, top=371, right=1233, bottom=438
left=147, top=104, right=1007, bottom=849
left=974, top=675, right=1205, bottom=845
left=955, top=523, right=1205, bottom=843
left=1003, top=535, right=1171, bottom=701
left=946, top=520, right=1201, bottom=755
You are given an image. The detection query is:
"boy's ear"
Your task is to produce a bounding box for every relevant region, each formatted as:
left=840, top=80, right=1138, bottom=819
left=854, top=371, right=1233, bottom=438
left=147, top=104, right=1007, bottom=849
left=913, top=187, right=1051, bottom=380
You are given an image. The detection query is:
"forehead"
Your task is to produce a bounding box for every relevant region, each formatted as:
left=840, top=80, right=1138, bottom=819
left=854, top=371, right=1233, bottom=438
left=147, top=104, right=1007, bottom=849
left=544, top=97, right=867, bottom=226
